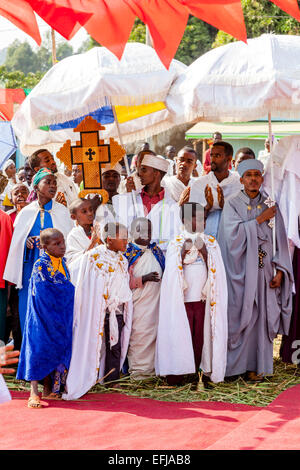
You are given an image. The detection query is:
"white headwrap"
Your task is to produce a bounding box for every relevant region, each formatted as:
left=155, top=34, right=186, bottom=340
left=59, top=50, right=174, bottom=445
left=142, top=154, right=169, bottom=173
left=2, top=159, right=15, bottom=173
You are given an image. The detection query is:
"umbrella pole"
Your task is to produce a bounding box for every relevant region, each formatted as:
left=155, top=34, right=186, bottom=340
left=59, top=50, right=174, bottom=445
left=268, top=112, right=277, bottom=271
left=111, top=104, right=139, bottom=214
left=51, top=28, right=57, bottom=65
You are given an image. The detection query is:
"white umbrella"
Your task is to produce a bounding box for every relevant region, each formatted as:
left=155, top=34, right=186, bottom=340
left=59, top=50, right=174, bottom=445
left=12, top=42, right=186, bottom=157
left=168, top=33, right=300, bottom=259
left=167, top=34, right=300, bottom=123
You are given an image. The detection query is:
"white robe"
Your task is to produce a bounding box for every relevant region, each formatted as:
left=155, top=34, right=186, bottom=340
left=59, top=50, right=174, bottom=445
left=55, top=172, right=78, bottom=206
left=65, top=225, right=91, bottom=268
left=63, top=245, right=133, bottom=400
left=163, top=175, right=197, bottom=202
left=190, top=171, right=242, bottom=210
left=95, top=202, right=116, bottom=226
left=127, top=249, right=163, bottom=379
left=263, top=136, right=300, bottom=249
left=3, top=200, right=74, bottom=289
left=155, top=233, right=228, bottom=383
left=112, top=189, right=182, bottom=252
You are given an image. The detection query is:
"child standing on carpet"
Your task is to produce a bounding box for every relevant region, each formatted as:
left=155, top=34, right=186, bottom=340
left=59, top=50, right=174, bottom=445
left=17, top=228, right=75, bottom=408
left=156, top=202, right=228, bottom=386
left=124, top=217, right=165, bottom=380
left=63, top=222, right=133, bottom=400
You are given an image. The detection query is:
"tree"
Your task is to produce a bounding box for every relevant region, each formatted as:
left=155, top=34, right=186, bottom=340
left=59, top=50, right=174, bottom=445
left=213, top=0, right=300, bottom=48
left=56, top=42, right=74, bottom=62
left=175, top=17, right=216, bottom=65
left=5, top=40, right=39, bottom=74
left=0, top=65, right=44, bottom=88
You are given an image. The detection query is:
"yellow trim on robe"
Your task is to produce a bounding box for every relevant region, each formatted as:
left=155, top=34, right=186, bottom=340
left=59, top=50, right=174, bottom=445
left=46, top=252, right=66, bottom=277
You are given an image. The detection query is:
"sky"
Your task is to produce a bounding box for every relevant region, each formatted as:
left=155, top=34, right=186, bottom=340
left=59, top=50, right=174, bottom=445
left=0, top=14, right=89, bottom=52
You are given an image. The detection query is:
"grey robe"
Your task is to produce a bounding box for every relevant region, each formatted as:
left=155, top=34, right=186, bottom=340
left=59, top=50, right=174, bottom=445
left=218, top=190, right=293, bottom=377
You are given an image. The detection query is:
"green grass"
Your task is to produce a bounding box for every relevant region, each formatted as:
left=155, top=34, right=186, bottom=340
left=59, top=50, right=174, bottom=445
left=5, top=338, right=300, bottom=407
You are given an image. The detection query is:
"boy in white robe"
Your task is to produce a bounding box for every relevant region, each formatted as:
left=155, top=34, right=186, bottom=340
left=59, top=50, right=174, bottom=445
left=155, top=202, right=228, bottom=385
left=66, top=198, right=101, bottom=269
left=124, top=218, right=165, bottom=380
left=63, top=222, right=133, bottom=400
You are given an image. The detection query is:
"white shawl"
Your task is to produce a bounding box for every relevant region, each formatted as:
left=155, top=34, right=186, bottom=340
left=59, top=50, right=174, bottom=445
left=3, top=200, right=74, bottom=289
left=190, top=171, right=242, bottom=210
left=163, top=175, right=197, bottom=202
left=63, top=245, right=133, bottom=400
left=65, top=225, right=91, bottom=267
left=55, top=172, right=78, bottom=206
left=112, top=190, right=182, bottom=252
left=155, top=233, right=228, bottom=383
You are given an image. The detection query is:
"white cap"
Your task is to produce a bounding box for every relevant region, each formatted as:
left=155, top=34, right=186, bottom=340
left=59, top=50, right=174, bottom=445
left=142, top=154, right=169, bottom=173
left=2, top=159, right=15, bottom=172
left=101, top=162, right=122, bottom=175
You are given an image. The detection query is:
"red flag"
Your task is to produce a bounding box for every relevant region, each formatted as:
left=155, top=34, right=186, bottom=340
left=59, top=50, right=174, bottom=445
left=52, top=0, right=136, bottom=59
left=182, top=0, right=247, bottom=43
left=125, top=0, right=189, bottom=68
left=269, top=0, right=300, bottom=21
left=0, top=0, right=41, bottom=45
left=27, top=0, right=93, bottom=40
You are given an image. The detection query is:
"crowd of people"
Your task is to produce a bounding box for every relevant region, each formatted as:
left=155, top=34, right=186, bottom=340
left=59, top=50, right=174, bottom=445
left=0, top=133, right=298, bottom=409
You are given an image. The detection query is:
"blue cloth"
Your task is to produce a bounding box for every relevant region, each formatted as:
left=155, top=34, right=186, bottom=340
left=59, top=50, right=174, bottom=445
left=18, top=200, right=53, bottom=333
left=49, top=106, right=114, bottom=130
left=17, top=252, right=74, bottom=382
left=204, top=210, right=222, bottom=239
left=124, top=242, right=165, bottom=272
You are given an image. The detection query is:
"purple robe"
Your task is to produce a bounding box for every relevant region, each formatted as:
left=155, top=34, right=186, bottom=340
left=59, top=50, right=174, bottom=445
left=218, top=190, right=294, bottom=377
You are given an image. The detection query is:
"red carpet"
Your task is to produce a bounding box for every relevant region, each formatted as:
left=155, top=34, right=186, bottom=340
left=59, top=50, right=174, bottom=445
left=0, top=391, right=260, bottom=450
left=2, top=387, right=300, bottom=450
left=209, top=384, right=300, bottom=450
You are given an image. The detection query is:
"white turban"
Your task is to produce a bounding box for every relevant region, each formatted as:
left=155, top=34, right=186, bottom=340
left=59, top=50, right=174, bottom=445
left=2, top=159, right=15, bottom=173
left=142, top=154, right=169, bottom=173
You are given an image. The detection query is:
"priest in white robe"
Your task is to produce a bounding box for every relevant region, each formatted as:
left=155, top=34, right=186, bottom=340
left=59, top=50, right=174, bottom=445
left=163, top=147, right=199, bottom=204
left=113, top=154, right=182, bottom=253
left=189, top=141, right=242, bottom=238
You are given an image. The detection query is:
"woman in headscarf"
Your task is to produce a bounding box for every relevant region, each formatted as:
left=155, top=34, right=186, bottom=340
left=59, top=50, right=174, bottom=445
left=3, top=168, right=73, bottom=333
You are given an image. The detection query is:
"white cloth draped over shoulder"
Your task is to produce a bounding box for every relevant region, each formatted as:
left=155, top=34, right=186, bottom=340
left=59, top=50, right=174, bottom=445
left=128, top=248, right=163, bottom=379
left=112, top=189, right=182, bottom=252
left=3, top=200, right=74, bottom=289
left=63, top=245, right=133, bottom=400
left=190, top=171, right=242, bottom=210
left=263, top=135, right=300, bottom=249
left=95, top=202, right=116, bottom=226
left=163, top=175, right=197, bottom=203
left=155, top=233, right=228, bottom=383
left=55, top=172, right=78, bottom=206
left=65, top=225, right=91, bottom=268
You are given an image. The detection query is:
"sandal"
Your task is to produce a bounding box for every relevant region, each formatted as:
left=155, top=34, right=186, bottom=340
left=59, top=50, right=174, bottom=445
left=28, top=396, right=42, bottom=408
left=42, top=392, right=62, bottom=399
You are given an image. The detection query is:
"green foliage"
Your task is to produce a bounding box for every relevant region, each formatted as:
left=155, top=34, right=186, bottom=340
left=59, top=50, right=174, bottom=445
left=0, top=65, right=44, bottom=88
left=1, top=33, right=75, bottom=88
left=5, top=40, right=39, bottom=75
left=175, top=17, right=216, bottom=65
left=213, top=0, right=300, bottom=48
